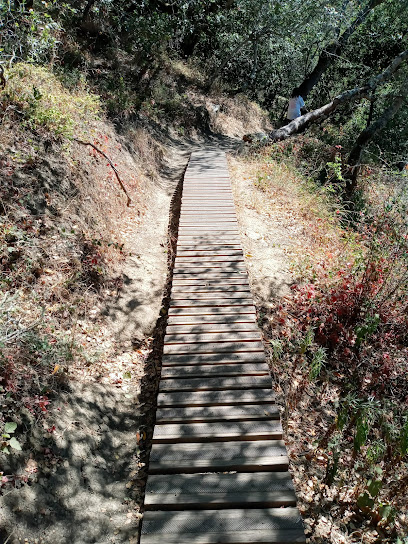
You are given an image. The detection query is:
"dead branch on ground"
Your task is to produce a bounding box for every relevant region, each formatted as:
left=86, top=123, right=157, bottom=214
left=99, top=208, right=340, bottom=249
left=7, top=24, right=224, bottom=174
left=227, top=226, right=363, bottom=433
left=74, top=139, right=132, bottom=206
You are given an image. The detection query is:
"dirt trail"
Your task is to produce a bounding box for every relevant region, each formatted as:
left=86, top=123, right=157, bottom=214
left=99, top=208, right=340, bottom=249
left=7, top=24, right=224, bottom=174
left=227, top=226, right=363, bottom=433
left=230, top=157, right=294, bottom=305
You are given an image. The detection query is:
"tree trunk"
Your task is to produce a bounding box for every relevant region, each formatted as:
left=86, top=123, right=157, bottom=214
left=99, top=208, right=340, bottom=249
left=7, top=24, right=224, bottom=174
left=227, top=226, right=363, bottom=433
left=297, top=0, right=386, bottom=98
left=344, top=91, right=407, bottom=193
left=82, top=0, right=97, bottom=22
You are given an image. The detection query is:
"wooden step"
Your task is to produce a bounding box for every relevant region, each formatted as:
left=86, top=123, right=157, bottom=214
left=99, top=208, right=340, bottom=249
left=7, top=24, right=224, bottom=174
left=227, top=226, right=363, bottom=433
left=155, top=404, right=279, bottom=423
left=163, top=340, right=264, bottom=355
left=171, top=288, right=251, bottom=295
left=161, top=351, right=265, bottom=366
left=160, top=362, right=269, bottom=379
left=157, top=388, right=274, bottom=407
left=171, top=292, right=252, bottom=300
left=148, top=439, right=289, bottom=474
left=164, top=331, right=260, bottom=343
left=168, top=306, right=256, bottom=316
left=166, top=323, right=258, bottom=333
left=152, top=419, right=283, bottom=443
left=159, top=374, right=271, bottom=392
left=166, top=314, right=256, bottom=325
left=144, top=472, right=296, bottom=510
left=169, top=298, right=253, bottom=308
left=141, top=508, right=306, bottom=543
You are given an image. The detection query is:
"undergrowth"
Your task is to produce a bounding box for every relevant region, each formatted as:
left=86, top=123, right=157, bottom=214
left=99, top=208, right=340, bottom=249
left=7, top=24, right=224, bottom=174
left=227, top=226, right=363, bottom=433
left=245, top=143, right=408, bottom=542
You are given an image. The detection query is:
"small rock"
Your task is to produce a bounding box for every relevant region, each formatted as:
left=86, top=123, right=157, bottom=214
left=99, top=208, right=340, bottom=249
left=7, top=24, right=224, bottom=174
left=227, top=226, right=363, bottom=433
left=247, top=230, right=261, bottom=240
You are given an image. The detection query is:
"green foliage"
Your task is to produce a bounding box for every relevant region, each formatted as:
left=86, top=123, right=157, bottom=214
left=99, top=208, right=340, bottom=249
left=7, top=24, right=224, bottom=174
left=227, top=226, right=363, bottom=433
left=355, top=313, right=380, bottom=347
left=1, top=63, right=100, bottom=138
left=309, top=347, right=326, bottom=380
left=325, top=154, right=344, bottom=183
left=399, top=418, right=408, bottom=456
left=299, top=327, right=314, bottom=355
left=1, top=421, right=21, bottom=454
left=270, top=339, right=283, bottom=361
left=0, top=1, right=61, bottom=65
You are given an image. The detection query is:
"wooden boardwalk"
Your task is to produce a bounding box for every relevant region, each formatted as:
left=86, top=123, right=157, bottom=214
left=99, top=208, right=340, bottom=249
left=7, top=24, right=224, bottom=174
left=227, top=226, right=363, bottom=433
left=140, top=151, right=305, bottom=543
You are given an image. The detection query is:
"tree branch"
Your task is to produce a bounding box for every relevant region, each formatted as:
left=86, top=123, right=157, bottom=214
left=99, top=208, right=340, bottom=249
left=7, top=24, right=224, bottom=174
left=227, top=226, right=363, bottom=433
left=74, top=139, right=132, bottom=207
left=297, top=0, right=386, bottom=97
left=268, top=49, right=408, bottom=143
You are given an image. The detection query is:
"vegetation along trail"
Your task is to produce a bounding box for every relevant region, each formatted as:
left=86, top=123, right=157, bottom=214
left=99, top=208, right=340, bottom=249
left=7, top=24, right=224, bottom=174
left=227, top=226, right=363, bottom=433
left=1, top=1, right=407, bottom=543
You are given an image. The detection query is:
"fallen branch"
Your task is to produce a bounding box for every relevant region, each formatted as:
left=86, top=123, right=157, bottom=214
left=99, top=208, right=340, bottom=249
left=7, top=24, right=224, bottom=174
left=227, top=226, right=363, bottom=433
left=74, top=139, right=132, bottom=207
left=268, top=49, right=408, bottom=143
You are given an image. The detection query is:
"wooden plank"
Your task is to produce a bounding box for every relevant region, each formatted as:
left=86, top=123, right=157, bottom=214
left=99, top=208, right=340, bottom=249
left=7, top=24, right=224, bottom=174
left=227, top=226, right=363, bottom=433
left=144, top=472, right=296, bottom=510
left=177, top=234, right=241, bottom=239
left=173, top=271, right=247, bottom=277
left=182, top=195, right=234, bottom=198
left=179, top=219, right=238, bottom=223
left=166, top=313, right=256, bottom=323
left=165, top=322, right=258, bottom=333
left=161, top=352, right=265, bottom=366
left=159, top=374, right=271, bottom=392
left=183, top=193, right=233, bottom=196
left=152, top=420, right=282, bottom=442
left=163, top=340, right=264, bottom=355
left=173, top=268, right=248, bottom=274
left=173, top=264, right=247, bottom=271
left=157, top=388, right=273, bottom=407
left=172, top=278, right=250, bottom=286
left=166, top=314, right=256, bottom=325
left=181, top=203, right=235, bottom=207
left=172, top=273, right=249, bottom=281
left=178, top=230, right=240, bottom=235
left=175, top=257, right=245, bottom=264
left=171, top=286, right=251, bottom=294
left=180, top=206, right=235, bottom=210
left=176, top=245, right=243, bottom=249
left=160, top=363, right=269, bottom=379
left=171, top=291, right=251, bottom=299
left=167, top=307, right=256, bottom=316
left=148, top=439, right=288, bottom=474
left=180, top=209, right=236, bottom=213
left=176, top=239, right=242, bottom=245
left=155, top=404, right=278, bottom=423
left=180, top=211, right=237, bottom=215
left=164, top=331, right=260, bottom=343
left=171, top=282, right=250, bottom=289
left=141, top=508, right=305, bottom=543
left=169, top=299, right=253, bottom=308
left=176, top=251, right=243, bottom=257
left=176, top=235, right=241, bottom=241
left=183, top=190, right=233, bottom=193
left=171, top=278, right=250, bottom=285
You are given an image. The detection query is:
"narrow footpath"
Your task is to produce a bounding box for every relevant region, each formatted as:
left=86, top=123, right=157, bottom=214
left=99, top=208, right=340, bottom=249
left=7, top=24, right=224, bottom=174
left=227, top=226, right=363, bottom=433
left=140, top=150, right=305, bottom=543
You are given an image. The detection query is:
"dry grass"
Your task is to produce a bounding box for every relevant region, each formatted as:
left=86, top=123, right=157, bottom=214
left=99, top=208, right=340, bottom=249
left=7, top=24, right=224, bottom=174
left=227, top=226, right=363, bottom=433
left=125, top=126, right=166, bottom=182
left=230, top=147, right=408, bottom=544
left=207, top=93, right=272, bottom=137
left=232, top=147, right=359, bottom=283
